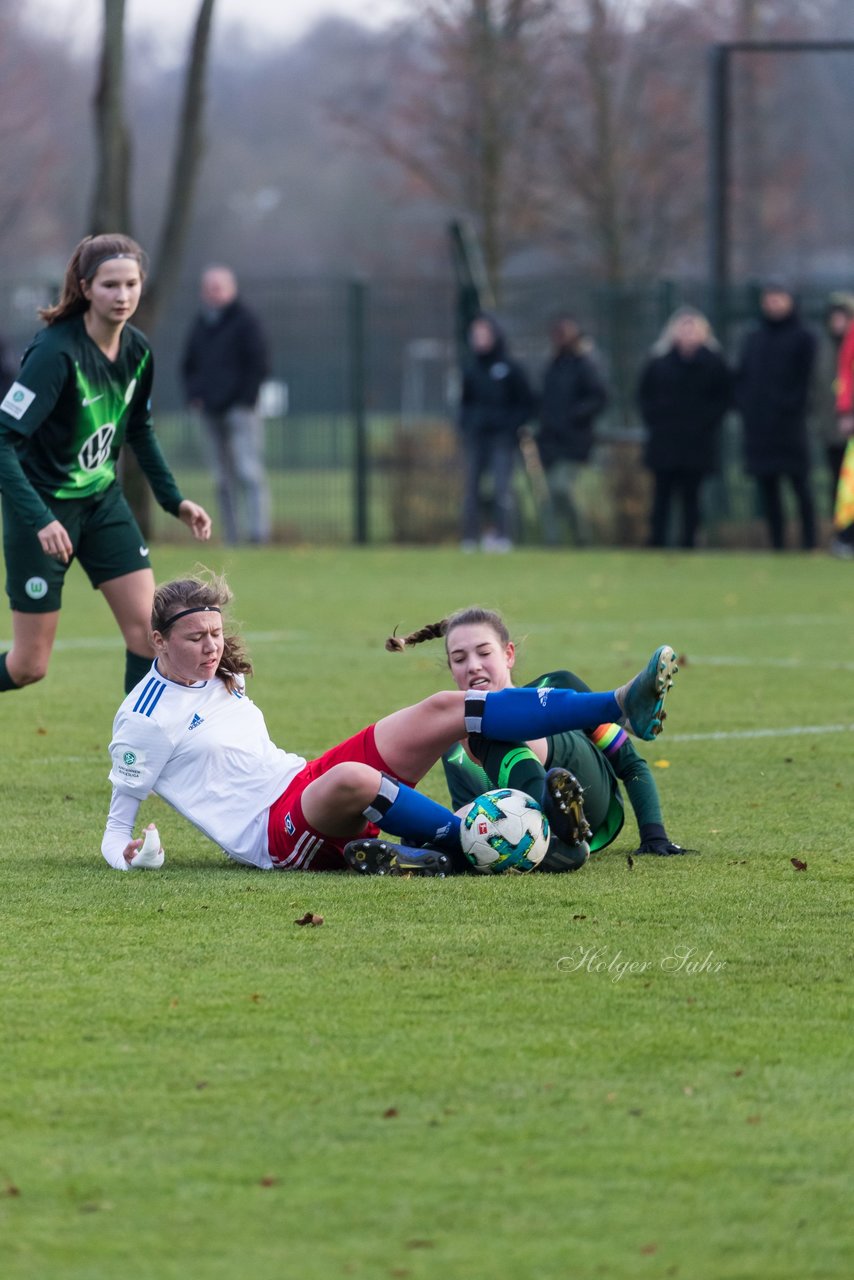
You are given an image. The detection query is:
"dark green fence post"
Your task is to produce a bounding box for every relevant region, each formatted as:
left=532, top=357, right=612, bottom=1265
left=348, top=278, right=369, bottom=545
left=658, top=278, right=678, bottom=327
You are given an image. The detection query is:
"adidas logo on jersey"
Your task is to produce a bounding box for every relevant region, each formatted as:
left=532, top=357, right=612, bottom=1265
left=537, top=687, right=551, bottom=706
left=188, top=713, right=205, bottom=731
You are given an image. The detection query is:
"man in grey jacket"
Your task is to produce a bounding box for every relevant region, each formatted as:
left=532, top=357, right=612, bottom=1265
left=182, top=266, right=271, bottom=545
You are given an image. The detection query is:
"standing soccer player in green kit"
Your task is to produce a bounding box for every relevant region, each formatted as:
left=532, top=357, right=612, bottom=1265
left=0, top=233, right=212, bottom=696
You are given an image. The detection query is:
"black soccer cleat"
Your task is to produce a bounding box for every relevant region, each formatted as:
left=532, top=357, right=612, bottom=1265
left=540, top=835, right=590, bottom=873
left=543, top=767, right=592, bottom=848
left=343, top=838, right=453, bottom=877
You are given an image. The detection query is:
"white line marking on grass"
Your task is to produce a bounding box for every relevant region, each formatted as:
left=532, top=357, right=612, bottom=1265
left=0, top=630, right=300, bottom=651
left=525, top=614, right=854, bottom=635
left=668, top=724, right=854, bottom=743
left=33, top=724, right=853, bottom=764
left=690, top=655, right=854, bottom=671
left=30, top=756, right=99, bottom=764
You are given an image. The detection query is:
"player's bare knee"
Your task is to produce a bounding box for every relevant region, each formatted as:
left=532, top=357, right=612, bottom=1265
left=417, top=691, right=463, bottom=732
left=325, top=761, right=376, bottom=808
left=10, top=655, right=49, bottom=685
left=420, top=689, right=465, bottom=724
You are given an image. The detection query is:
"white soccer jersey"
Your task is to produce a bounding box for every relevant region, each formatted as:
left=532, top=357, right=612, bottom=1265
left=105, top=663, right=305, bottom=869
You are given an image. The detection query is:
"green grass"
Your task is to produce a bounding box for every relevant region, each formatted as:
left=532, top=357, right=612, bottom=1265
left=0, top=546, right=852, bottom=1280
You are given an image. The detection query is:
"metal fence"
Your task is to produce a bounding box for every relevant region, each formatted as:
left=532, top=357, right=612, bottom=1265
left=0, top=274, right=840, bottom=546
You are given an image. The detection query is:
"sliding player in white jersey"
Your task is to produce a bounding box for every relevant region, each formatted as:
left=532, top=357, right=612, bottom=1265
left=103, top=571, right=678, bottom=874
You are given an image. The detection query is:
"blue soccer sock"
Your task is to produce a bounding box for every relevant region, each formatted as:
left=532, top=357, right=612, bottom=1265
left=466, top=687, right=621, bottom=740
left=364, top=774, right=462, bottom=853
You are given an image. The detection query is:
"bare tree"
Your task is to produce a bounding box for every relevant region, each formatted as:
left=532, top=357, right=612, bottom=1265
left=0, top=2, right=88, bottom=270
left=90, top=0, right=131, bottom=233
left=92, top=0, right=216, bottom=331
left=544, top=0, right=721, bottom=284
left=91, top=0, right=217, bottom=531
left=140, top=0, right=216, bottom=331
left=335, top=0, right=555, bottom=297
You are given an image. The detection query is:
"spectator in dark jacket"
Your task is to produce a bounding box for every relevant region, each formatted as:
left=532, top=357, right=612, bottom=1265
left=181, top=266, right=271, bottom=545
left=637, top=307, right=731, bottom=549
left=735, top=283, right=817, bottom=551
left=458, top=314, right=534, bottom=552
left=536, top=315, right=608, bottom=546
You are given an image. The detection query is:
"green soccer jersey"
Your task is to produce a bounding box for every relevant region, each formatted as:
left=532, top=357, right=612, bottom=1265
left=0, top=315, right=183, bottom=530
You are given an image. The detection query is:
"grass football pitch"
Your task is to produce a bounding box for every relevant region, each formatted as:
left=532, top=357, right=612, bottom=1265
left=0, top=545, right=851, bottom=1280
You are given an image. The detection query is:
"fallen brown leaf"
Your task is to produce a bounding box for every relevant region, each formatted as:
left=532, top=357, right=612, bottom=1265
left=790, top=858, right=807, bottom=872
left=294, top=912, right=324, bottom=926
left=626, top=854, right=634, bottom=870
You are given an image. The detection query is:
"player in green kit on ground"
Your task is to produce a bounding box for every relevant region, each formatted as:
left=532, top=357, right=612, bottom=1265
left=345, top=607, right=686, bottom=875
left=0, top=234, right=212, bottom=695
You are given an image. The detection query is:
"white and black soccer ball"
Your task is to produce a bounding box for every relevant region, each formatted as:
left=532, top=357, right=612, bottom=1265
left=460, top=788, right=550, bottom=874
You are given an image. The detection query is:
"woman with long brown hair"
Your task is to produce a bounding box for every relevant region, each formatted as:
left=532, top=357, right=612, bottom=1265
left=0, top=233, right=211, bottom=697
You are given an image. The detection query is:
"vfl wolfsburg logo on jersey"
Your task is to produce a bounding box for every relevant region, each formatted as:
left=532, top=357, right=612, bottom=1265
left=59, top=350, right=150, bottom=494
left=79, top=423, right=116, bottom=471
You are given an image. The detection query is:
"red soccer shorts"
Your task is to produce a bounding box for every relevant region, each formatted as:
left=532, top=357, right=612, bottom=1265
left=266, top=723, right=412, bottom=871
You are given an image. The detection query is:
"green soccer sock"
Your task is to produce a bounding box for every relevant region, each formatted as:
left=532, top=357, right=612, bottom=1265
left=474, top=739, right=547, bottom=807
left=0, top=653, right=21, bottom=692
left=125, top=650, right=153, bottom=694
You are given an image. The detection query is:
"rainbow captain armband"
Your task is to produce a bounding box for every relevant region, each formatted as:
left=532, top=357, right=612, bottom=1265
left=589, top=722, right=628, bottom=758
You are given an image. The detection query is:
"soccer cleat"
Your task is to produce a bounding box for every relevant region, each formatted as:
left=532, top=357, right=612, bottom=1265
left=540, top=837, right=590, bottom=873
left=542, top=767, right=592, bottom=848
left=614, top=645, right=678, bottom=741
left=343, top=838, right=453, bottom=877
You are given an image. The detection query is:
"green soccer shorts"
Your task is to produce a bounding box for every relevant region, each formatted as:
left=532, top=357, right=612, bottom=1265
left=3, top=483, right=152, bottom=613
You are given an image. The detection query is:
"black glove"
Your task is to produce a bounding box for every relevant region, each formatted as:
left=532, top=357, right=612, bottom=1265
left=632, top=823, right=694, bottom=857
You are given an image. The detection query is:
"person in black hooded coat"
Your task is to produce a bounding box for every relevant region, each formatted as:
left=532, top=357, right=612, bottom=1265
left=458, top=314, right=534, bottom=551
left=734, top=284, right=817, bottom=550
left=536, top=315, right=608, bottom=546
left=637, top=308, right=731, bottom=549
